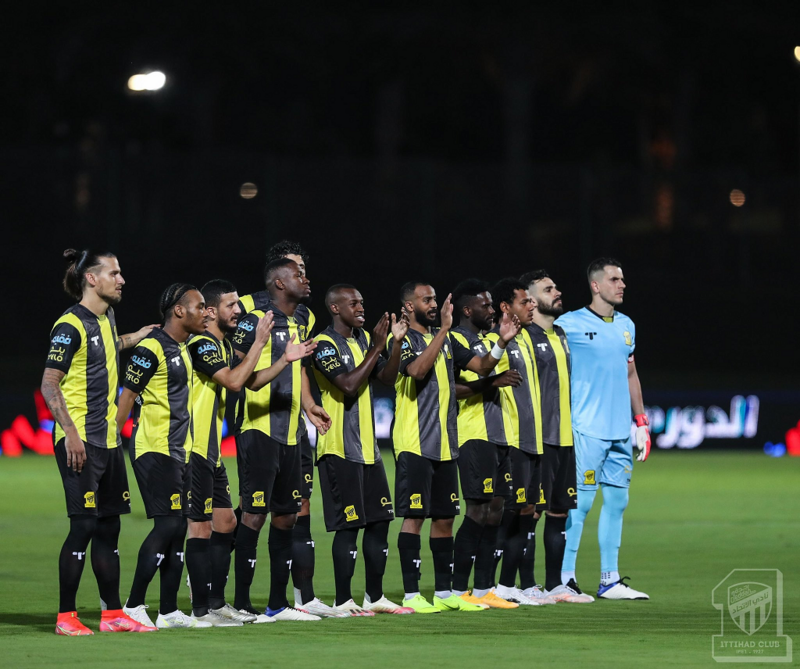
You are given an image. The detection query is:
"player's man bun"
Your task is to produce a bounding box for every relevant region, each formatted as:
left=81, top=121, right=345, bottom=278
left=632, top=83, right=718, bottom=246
left=62, top=248, right=116, bottom=301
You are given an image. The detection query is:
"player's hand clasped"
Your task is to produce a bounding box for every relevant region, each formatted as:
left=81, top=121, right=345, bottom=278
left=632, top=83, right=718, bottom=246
left=634, top=414, right=651, bottom=462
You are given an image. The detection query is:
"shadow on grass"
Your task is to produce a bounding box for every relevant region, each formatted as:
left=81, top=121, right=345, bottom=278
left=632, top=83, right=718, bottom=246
left=0, top=612, right=57, bottom=633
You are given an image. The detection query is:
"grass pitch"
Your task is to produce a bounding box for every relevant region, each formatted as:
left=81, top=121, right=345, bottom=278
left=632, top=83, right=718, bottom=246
left=1, top=451, right=798, bottom=668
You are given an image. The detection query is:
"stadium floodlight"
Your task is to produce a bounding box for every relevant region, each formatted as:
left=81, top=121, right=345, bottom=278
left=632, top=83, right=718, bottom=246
left=127, top=71, right=166, bottom=92
left=795, top=47, right=800, bottom=62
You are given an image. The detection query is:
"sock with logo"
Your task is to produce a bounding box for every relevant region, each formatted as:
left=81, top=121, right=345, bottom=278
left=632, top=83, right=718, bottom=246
left=185, top=537, right=211, bottom=616
left=209, top=531, right=234, bottom=609
left=519, top=515, right=539, bottom=590
left=332, top=528, right=359, bottom=605
left=267, top=524, right=294, bottom=611
left=159, top=518, right=187, bottom=614
left=598, top=484, right=628, bottom=583
left=363, top=520, right=390, bottom=603
left=58, top=515, right=96, bottom=613
left=429, top=536, right=454, bottom=597
left=233, top=524, right=260, bottom=611
left=397, top=532, right=422, bottom=595
left=544, top=514, right=568, bottom=591
left=474, top=521, right=500, bottom=591
left=562, top=488, right=597, bottom=579
left=452, top=515, right=482, bottom=593
left=291, top=515, right=315, bottom=605
left=127, top=516, right=182, bottom=609
left=91, top=515, right=122, bottom=610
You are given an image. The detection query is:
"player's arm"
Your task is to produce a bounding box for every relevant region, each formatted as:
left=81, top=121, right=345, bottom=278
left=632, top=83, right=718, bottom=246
left=375, top=313, right=409, bottom=385
left=628, top=357, right=650, bottom=462
left=117, top=324, right=159, bottom=351
left=116, top=388, right=138, bottom=436
left=207, top=312, right=274, bottom=392
left=117, top=346, right=159, bottom=435
left=404, top=294, right=454, bottom=380
left=324, top=314, right=395, bottom=396
left=246, top=334, right=317, bottom=391
left=463, top=312, right=520, bottom=376
left=455, top=370, right=523, bottom=399
left=301, top=366, right=331, bottom=435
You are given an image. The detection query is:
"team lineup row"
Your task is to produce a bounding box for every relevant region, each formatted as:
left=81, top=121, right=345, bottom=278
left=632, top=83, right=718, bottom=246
left=42, top=241, right=652, bottom=635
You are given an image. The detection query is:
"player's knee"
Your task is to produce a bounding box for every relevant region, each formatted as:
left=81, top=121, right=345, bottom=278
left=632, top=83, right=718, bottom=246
left=242, top=512, right=267, bottom=532
left=271, top=512, right=297, bottom=531
left=401, top=517, right=425, bottom=534
left=212, top=509, right=237, bottom=534
left=153, top=515, right=185, bottom=543
left=520, top=503, right=536, bottom=516
left=602, top=486, right=629, bottom=513
left=486, top=497, right=505, bottom=526
left=298, top=498, right=310, bottom=517
left=430, top=517, right=454, bottom=536
left=188, top=519, right=212, bottom=539
left=465, top=501, right=489, bottom=525
left=68, top=515, right=98, bottom=545
left=95, top=515, right=121, bottom=540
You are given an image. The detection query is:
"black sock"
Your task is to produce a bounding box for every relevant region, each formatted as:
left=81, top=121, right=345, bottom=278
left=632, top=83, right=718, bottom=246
left=90, top=516, right=122, bottom=610
left=267, top=525, right=294, bottom=611
left=519, top=515, right=539, bottom=590
left=544, top=515, right=568, bottom=591
left=452, top=516, right=482, bottom=592
left=231, top=506, right=242, bottom=549
left=185, top=538, right=211, bottom=616
left=363, top=521, right=390, bottom=603
left=332, top=529, right=359, bottom=605
left=490, top=510, right=515, bottom=588
left=397, top=532, right=422, bottom=594
left=474, top=522, right=499, bottom=590
left=159, top=517, right=187, bottom=614
left=429, top=536, right=454, bottom=593
left=233, top=524, right=260, bottom=611
left=291, top=515, right=315, bottom=604
left=209, top=531, right=234, bottom=609
left=127, top=516, right=182, bottom=609
left=58, top=515, right=96, bottom=612
left=499, top=513, right=528, bottom=588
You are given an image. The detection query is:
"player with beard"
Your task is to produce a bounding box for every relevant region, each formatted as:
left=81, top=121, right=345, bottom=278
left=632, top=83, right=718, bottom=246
left=555, top=258, right=651, bottom=601
left=449, top=280, right=528, bottom=608
left=390, top=281, right=518, bottom=614
left=231, top=259, right=332, bottom=621
left=516, top=270, right=588, bottom=603
left=118, top=284, right=210, bottom=629
left=43, top=249, right=158, bottom=635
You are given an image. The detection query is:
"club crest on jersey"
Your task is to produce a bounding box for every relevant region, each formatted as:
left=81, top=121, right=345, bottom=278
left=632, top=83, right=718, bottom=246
left=516, top=488, right=526, bottom=504
left=84, top=492, right=96, bottom=508
left=204, top=498, right=213, bottom=514
left=252, top=491, right=265, bottom=507
left=624, top=331, right=632, bottom=346
left=344, top=505, right=359, bottom=522
left=483, top=478, right=494, bottom=494
left=170, top=494, right=182, bottom=510
left=409, top=494, right=423, bottom=509
left=583, top=470, right=596, bottom=485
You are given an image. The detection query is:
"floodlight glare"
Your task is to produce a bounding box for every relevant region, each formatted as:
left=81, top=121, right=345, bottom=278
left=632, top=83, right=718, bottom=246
left=127, top=71, right=166, bottom=92
left=795, top=47, right=800, bottom=62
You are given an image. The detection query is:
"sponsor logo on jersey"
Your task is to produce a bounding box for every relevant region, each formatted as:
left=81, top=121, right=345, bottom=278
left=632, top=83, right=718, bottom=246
left=344, top=505, right=359, bottom=522
left=317, top=347, right=337, bottom=359
left=583, top=470, right=596, bottom=485
left=84, top=492, right=96, bottom=508
left=170, top=493, right=182, bottom=510
left=52, top=333, right=73, bottom=345
left=409, top=493, right=422, bottom=509
left=131, top=355, right=151, bottom=368
left=204, top=497, right=213, bottom=514
left=483, top=478, right=494, bottom=494
left=197, top=342, right=218, bottom=355
left=252, top=491, right=265, bottom=507
left=238, top=320, right=255, bottom=332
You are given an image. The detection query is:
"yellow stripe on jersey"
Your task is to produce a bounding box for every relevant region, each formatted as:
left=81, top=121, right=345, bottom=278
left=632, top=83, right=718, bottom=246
left=450, top=330, right=489, bottom=445
left=547, top=329, right=573, bottom=446
left=191, top=334, right=230, bottom=464
left=519, top=328, right=544, bottom=454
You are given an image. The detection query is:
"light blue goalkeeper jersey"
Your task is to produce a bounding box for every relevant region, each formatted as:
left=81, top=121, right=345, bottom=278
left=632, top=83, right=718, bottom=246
left=555, top=307, right=635, bottom=440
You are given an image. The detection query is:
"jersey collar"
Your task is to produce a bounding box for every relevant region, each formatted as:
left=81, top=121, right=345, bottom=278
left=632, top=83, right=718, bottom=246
left=585, top=306, right=615, bottom=323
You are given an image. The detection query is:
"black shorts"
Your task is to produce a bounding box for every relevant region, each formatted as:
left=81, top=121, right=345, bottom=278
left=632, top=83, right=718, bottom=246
left=506, top=448, right=540, bottom=510
left=394, top=452, right=460, bottom=518
left=457, top=440, right=512, bottom=502
left=318, top=455, right=394, bottom=532
left=533, top=443, right=578, bottom=512
left=238, top=430, right=302, bottom=515
left=300, top=431, right=314, bottom=499
left=55, top=440, right=131, bottom=518
left=131, top=451, right=188, bottom=519
left=186, top=454, right=233, bottom=521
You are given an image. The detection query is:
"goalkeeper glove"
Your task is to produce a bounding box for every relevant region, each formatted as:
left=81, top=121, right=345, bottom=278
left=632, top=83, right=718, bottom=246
left=634, top=414, right=651, bottom=462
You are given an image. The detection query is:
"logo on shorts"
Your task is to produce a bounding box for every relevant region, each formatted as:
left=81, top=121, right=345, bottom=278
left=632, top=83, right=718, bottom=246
left=409, top=493, right=423, bottom=509
left=583, top=470, right=596, bottom=485
left=516, top=488, right=526, bottom=504
left=252, top=491, right=266, bottom=507
left=226, top=485, right=231, bottom=494
left=122, top=491, right=131, bottom=502
left=538, top=487, right=546, bottom=504
left=292, top=490, right=301, bottom=499
left=567, top=487, right=577, bottom=497
left=204, top=498, right=213, bottom=514
left=380, top=497, right=392, bottom=507
left=624, top=331, right=632, bottom=346
left=483, top=478, right=494, bottom=494
left=304, top=473, right=312, bottom=483
left=187, top=490, right=192, bottom=500
left=450, top=493, right=459, bottom=503
left=84, top=492, right=96, bottom=509
left=504, top=472, right=512, bottom=482
left=344, top=505, right=359, bottom=522
left=170, top=494, right=182, bottom=510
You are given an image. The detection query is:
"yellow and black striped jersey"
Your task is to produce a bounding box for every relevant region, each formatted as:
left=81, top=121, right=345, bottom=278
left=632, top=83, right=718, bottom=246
left=312, top=327, right=385, bottom=464
left=450, top=327, right=506, bottom=446
left=188, top=331, right=238, bottom=466
left=124, top=328, right=193, bottom=462
left=45, top=304, right=120, bottom=449
left=232, top=300, right=313, bottom=445
left=388, top=328, right=474, bottom=462
left=525, top=323, right=572, bottom=447
left=485, top=328, right=543, bottom=455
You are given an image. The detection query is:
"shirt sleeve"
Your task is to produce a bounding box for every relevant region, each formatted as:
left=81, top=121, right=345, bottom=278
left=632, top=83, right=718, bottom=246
left=449, top=333, right=476, bottom=371
left=45, top=322, right=82, bottom=373
left=313, top=340, right=347, bottom=381
left=389, top=335, right=419, bottom=376
left=231, top=313, right=259, bottom=354
left=123, top=346, right=160, bottom=392
left=189, top=338, right=229, bottom=378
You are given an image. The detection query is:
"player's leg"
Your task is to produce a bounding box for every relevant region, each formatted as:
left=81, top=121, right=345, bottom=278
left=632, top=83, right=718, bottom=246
left=265, top=440, right=320, bottom=621
left=540, top=444, right=576, bottom=593
left=473, top=446, right=510, bottom=600
left=518, top=448, right=545, bottom=592
left=395, top=452, right=438, bottom=613
left=291, top=433, right=316, bottom=603
left=596, top=438, right=648, bottom=600
left=185, top=454, right=214, bottom=619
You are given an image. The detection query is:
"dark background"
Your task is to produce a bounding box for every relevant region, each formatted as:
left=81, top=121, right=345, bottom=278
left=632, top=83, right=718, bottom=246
left=2, top=2, right=799, bottom=433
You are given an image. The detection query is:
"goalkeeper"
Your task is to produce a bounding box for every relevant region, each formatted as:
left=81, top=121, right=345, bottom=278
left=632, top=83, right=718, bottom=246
left=554, top=258, right=651, bottom=601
